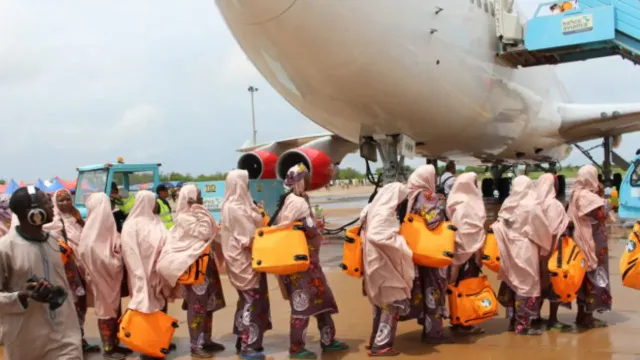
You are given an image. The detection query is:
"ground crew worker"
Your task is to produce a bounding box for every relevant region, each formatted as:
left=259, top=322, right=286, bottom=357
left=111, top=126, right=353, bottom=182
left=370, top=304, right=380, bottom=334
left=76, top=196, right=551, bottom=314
left=110, top=182, right=135, bottom=215
left=156, top=184, right=174, bottom=229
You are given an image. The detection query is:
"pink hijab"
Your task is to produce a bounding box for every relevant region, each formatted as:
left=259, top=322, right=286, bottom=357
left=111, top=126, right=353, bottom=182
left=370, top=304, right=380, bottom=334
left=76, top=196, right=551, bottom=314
left=446, top=172, right=487, bottom=265
left=567, top=165, right=604, bottom=271
left=156, top=184, right=219, bottom=286
left=492, top=176, right=551, bottom=297
left=43, top=189, right=84, bottom=251
left=220, top=170, right=263, bottom=290
left=536, top=174, right=570, bottom=254
left=406, top=165, right=436, bottom=212
left=361, top=182, right=415, bottom=307
left=121, top=190, right=168, bottom=313
left=77, top=192, right=124, bottom=319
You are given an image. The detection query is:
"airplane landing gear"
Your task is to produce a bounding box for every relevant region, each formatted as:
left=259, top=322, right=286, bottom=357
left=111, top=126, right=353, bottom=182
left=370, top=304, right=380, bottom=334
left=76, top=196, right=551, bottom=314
left=360, top=135, right=409, bottom=185
left=481, top=164, right=512, bottom=201
left=574, top=136, right=628, bottom=190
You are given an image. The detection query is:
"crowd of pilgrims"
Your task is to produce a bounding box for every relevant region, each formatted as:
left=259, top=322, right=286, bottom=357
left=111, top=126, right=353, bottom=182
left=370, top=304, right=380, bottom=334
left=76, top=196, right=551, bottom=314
left=0, top=162, right=613, bottom=360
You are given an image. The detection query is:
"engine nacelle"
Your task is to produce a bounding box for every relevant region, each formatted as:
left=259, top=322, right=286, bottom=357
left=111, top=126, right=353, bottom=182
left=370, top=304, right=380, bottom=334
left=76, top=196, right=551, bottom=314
left=276, top=135, right=356, bottom=191
left=237, top=150, right=278, bottom=179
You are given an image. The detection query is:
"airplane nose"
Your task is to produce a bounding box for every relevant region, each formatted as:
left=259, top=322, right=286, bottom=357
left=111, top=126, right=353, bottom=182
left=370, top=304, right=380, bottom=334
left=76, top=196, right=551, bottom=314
left=217, top=0, right=297, bottom=25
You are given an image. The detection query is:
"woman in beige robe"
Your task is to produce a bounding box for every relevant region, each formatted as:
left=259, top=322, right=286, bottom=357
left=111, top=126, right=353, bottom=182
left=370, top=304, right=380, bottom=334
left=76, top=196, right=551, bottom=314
left=446, top=172, right=487, bottom=335
left=535, top=174, right=571, bottom=331
left=220, top=170, right=271, bottom=359
left=156, top=184, right=226, bottom=358
left=77, top=192, right=129, bottom=359
left=494, top=175, right=551, bottom=336
left=362, top=182, right=414, bottom=356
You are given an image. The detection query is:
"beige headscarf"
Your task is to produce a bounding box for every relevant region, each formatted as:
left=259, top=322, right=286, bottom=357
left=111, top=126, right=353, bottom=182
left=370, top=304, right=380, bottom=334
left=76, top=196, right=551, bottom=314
left=567, top=165, right=605, bottom=271
left=536, top=174, right=570, bottom=254
left=156, top=184, right=219, bottom=286
left=121, top=190, right=168, bottom=313
left=362, top=182, right=415, bottom=307
left=406, top=164, right=436, bottom=212
left=220, top=170, right=263, bottom=290
left=492, top=176, right=551, bottom=297
left=446, top=172, right=486, bottom=265
left=77, top=192, right=124, bottom=318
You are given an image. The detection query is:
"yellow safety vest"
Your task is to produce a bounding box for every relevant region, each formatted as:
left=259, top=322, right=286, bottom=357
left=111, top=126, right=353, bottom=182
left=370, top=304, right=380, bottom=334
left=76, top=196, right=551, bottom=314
left=114, top=195, right=136, bottom=215
left=157, top=199, right=174, bottom=229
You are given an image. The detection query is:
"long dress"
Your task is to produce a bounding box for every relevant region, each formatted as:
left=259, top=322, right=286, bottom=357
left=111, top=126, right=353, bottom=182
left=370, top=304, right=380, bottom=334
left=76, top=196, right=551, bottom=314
left=398, top=191, right=449, bottom=340
left=0, top=230, right=83, bottom=360
left=279, top=221, right=339, bottom=352
left=577, top=202, right=612, bottom=313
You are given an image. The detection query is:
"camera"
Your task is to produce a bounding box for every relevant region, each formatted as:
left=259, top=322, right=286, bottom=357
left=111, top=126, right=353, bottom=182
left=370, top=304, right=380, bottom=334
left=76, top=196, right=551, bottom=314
left=26, top=275, right=69, bottom=311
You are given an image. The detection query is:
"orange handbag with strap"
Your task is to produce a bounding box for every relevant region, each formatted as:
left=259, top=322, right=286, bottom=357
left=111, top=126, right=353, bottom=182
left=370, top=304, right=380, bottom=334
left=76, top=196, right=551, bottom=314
left=481, top=226, right=500, bottom=273
left=118, top=309, right=179, bottom=358
left=340, top=225, right=363, bottom=278
left=252, top=222, right=310, bottom=275
left=547, top=235, right=586, bottom=302
left=447, top=272, right=498, bottom=326
left=177, top=246, right=210, bottom=285
left=399, top=215, right=456, bottom=268
left=620, top=222, right=640, bottom=290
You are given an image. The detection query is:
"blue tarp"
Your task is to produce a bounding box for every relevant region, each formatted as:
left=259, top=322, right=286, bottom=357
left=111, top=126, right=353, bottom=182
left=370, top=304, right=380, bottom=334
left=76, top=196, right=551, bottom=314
left=3, top=180, right=20, bottom=195
left=35, top=179, right=46, bottom=191
left=46, top=178, right=66, bottom=193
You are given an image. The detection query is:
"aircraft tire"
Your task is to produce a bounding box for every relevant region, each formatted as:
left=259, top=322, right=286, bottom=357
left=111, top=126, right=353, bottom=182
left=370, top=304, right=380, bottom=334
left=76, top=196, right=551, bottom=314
left=481, top=178, right=494, bottom=198
left=497, top=178, right=510, bottom=202
left=557, top=175, right=566, bottom=198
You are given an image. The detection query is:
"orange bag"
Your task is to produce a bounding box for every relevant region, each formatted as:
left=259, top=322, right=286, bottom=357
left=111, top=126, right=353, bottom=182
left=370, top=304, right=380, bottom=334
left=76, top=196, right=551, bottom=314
left=252, top=222, right=310, bottom=275
left=259, top=208, right=271, bottom=227
left=548, top=236, right=586, bottom=302
left=620, top=224, right=640, bottom=290
left=118, top=309, right=179, bottom=358
left=399, top=215, right=455, bottom=268
left=482, top=227, right=500, bottom=273
left=340, top=225, right=363, bottom=278
left=447, top=275, right=498, bottom=326
left=177, top=246, right=210, bottom=285
left=58, top=240, right=72, bottom=266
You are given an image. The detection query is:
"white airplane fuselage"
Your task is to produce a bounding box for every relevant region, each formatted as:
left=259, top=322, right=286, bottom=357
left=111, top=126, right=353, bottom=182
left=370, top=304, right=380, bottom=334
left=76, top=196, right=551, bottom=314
left=216, top=0, right=575, bottom=163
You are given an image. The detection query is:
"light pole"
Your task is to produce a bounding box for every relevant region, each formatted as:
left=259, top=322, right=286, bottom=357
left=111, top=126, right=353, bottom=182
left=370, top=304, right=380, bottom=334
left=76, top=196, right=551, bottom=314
left=248, top=86, right=258, bottom=145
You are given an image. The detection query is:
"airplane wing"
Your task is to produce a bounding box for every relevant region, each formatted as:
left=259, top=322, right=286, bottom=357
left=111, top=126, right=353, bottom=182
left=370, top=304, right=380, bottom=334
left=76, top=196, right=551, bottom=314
left=558, top=102, right=640, bottom=144
left=236, top=133, right=333, bottom=152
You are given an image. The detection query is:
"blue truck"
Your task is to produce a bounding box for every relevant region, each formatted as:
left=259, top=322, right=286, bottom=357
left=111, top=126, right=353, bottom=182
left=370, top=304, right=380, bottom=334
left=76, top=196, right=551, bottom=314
left=73, top=160, right=284, bottom=221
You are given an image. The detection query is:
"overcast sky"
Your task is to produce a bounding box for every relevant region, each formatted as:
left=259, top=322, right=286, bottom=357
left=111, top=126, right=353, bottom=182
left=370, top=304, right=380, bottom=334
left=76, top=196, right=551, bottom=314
left=1, top=0, right=639, bottom=181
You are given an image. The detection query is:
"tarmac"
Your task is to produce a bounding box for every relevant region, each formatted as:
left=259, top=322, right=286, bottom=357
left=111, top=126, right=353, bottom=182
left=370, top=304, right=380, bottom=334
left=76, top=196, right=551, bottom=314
left=1, top=190, right=638, bottom=359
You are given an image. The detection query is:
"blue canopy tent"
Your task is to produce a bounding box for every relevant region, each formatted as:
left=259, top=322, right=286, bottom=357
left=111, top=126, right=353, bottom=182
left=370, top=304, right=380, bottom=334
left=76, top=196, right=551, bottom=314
left=45, top=178, right=66, bottom=193
left=35, top=179, right=47, bottom=191
left=3, top=180, right=20, bottom=195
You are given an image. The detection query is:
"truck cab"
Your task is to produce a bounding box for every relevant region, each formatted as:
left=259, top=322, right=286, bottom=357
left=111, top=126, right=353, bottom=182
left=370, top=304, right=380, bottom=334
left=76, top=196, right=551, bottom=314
left=74, top=160, right=161, bottom=219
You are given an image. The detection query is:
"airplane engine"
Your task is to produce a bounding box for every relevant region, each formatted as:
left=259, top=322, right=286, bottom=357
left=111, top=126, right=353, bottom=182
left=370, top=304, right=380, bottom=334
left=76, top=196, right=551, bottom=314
left=276, top=135, right=355, bottom=191
left=237, top=149, right=278, bottom=179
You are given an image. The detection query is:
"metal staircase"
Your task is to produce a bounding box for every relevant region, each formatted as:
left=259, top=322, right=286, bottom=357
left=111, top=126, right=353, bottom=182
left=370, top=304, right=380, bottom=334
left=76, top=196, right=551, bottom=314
left=495, top=0, right=640, bottom=68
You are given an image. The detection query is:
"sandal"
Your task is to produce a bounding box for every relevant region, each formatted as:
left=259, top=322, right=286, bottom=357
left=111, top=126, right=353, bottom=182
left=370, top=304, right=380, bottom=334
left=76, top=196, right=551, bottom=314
left=516, top=328, right=544, bottom=336
left=289, top=348, right=318, bottom=359
left=191, top=348, right=215, bottom=359
left=322, top=340, right=349, bottom=352
left=577, top=318, right=608, bottom=329
left=240, top=349, right=267, bottom=360
left=82, top=339, right=101, bottom=353
left=452, top=325, right=485, bottom=335
left=102, top=351, right=126, bottom=360
left=236, top=337, right=264, bottom=353
left=548, top=321, right=573, bottom=332
left=203, top=341, right=225, bottom=352
left=368, top=347, right=401, bottom=357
